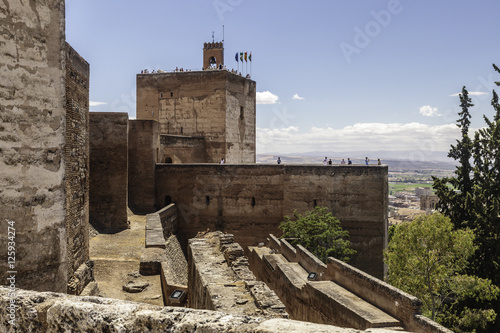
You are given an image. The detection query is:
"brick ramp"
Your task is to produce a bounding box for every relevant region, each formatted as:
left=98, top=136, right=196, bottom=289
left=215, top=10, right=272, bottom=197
left=161, top=234, right=188, bottom=306
left=249, top=246, right=402, bottom=330
left=307, top=281, right=401, bottom=329
left=145, top=213, right=166, bottom=248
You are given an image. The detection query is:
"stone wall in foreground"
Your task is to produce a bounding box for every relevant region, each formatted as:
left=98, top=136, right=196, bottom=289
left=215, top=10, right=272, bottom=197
left=0, top=287, right=409, bottom=332
left=0, top=0, right=68, bottom=292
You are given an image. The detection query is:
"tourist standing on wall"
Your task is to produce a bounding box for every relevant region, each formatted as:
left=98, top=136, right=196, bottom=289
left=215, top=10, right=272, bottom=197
left=220, top=158, right=224, bottom=164
left=323, top=157, right=328, bottom=165
left=328, top=159, right=332, bottom=165
left=277, top=157, right=281, bottom=164
left=348, top=158, right=352, bottom=165
left=341, top=159, right=346, bottom=165
left=378, top=159, right=382, bottom=165
left=365, top=157, right=369, bottom=165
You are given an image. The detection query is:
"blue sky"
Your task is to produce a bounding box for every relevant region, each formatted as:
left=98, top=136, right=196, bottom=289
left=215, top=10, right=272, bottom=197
left=66, top=0, right=500, bottom=157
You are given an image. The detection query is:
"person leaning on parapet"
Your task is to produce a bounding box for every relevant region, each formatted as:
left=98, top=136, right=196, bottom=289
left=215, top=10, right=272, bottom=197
left=378, top=158, right=382, bottom=165
left=323, top=157, right=328, bottom=165
left=328, top=159, right=332, bottom=165
left=340, top=158, right=346, bottom=165
left=220, top=157, right=225, bottom=164
left=348, top=158, right=352, bottom=165
left=277, top=157, right=281, bottom=164
left=365, top=157, right=369, bottom=165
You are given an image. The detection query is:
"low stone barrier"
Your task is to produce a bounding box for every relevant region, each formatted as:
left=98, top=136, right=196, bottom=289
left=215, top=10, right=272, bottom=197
left=0, top=287, right=392, bottom=332
left=144, top=203, right=178, bottom=248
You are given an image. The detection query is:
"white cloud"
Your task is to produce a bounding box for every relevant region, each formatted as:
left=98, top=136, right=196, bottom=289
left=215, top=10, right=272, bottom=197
left=257, top=122, right=463, bottom=155
left=449, top=91, right=488, bottom=97
left=90, top=101, right=107, bottom=107
left=419, top=105, right=441, bottom=117
left=256, top=91, right=279, bottom=105
left=292, top=93, right=304, bottom=100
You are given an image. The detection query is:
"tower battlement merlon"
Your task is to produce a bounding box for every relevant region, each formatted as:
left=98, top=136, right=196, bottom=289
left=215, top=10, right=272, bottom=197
left=203, top=41, right=223, bottom=50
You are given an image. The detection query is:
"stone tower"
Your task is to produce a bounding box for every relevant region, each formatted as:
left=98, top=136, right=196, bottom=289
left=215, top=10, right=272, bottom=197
left=135, top=42, right=256, bottom=164
left=203, top=41, right=224, bottom=69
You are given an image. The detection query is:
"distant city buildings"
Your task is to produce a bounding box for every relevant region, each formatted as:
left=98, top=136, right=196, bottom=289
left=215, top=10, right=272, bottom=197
left=389, top=186, right=439, bottom=225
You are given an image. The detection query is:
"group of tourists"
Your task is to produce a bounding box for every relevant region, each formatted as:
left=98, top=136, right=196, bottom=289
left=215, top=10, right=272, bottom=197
left=321, top=157, right=381, bottom=165
left=275, top=157, right=382, bottom=165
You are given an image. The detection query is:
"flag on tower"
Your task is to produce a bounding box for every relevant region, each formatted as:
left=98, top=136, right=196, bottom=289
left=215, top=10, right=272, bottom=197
left=244, top=52, right=248, bottom=62
left=249, top=52, right=252, bottom=62
left=240, top=52, right=243, bottom=62
left=235, top=52, right=238, bottom=62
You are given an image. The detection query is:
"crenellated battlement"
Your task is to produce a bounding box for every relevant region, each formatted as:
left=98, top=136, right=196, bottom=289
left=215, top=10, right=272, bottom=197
left=203, top=41, right=223, bottom=49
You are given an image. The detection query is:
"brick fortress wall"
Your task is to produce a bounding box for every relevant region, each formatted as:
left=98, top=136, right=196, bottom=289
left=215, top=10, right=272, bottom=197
left=128, top=120, right=159, bottom=213
left=64, top=43, right=91, bottom=293
left=0, top=0, right=68, bottom=292
left=155, top=164, right=388, bottom=278
left=89, top=112, right=128, bottom=231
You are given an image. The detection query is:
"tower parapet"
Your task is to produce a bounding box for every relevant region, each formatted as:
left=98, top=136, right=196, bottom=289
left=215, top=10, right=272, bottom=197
left=203, top=41, right=224, bottom=69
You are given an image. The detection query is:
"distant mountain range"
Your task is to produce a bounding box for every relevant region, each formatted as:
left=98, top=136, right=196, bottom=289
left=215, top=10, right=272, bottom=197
left=257, top=150, right=457, bottom=171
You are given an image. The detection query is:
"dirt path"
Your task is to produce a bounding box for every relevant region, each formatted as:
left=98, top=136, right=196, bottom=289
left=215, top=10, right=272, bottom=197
left=90, top=213, right=164, bottom=306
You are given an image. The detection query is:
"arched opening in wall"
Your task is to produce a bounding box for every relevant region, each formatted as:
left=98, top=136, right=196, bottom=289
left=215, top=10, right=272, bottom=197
left=165, top=196, right=172, bottom=206
left=313, top=199, right=317, bottom=207
left=206, top=196, right=210, bottom=205
left=209, top=56, right=217, bottom=68
left=240, top=106, right=244, bottom=119
left=251, top=197, right=256, bottom=207
left=165, top=157, right=173, bottom=163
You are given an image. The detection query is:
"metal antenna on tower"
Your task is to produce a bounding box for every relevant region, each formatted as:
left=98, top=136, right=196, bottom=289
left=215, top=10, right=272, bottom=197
left=212, top=31, right=215, bottom=43
left=222, top=25, right=225, bottom=66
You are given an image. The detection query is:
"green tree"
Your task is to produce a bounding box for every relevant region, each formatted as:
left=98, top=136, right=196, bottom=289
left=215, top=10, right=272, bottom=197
left=385, top=213, right=499, bottom=332
left=433, top=64, right=500, bottom=286
left=279, top=206, right=356, bottom=263
left=433, top=86, right=475, bottom=229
